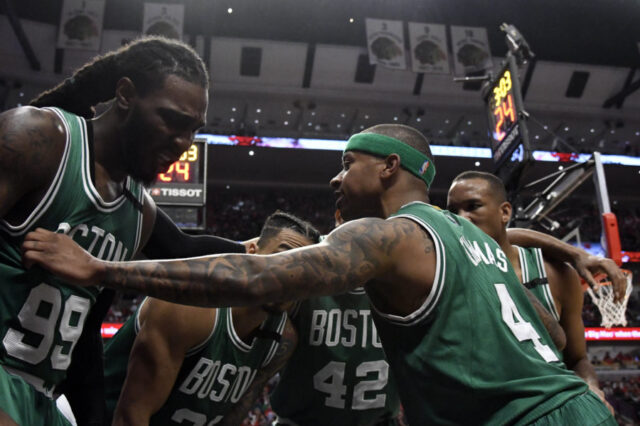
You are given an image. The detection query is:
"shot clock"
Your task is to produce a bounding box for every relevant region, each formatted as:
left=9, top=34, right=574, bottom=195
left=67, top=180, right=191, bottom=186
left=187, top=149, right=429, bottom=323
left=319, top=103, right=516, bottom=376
left=149, top=138, right=208, bottom=229
left=484, top=55, right=532, bottom=188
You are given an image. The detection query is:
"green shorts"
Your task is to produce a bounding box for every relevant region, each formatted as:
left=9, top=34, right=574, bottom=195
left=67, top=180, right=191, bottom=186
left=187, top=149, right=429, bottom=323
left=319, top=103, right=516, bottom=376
left=530, top=390, right=616, bottom=426
left=0, top=366, right=71, bottom=426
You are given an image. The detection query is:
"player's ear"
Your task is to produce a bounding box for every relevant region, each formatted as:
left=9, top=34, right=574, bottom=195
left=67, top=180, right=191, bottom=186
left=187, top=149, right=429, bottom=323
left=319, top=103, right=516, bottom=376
left=500, top=201, right=512, bottom=226
left=115, top=77, right=137, bottom=111
left=381, top=154, right=401, bottom=178
left=247, top=242, right=258, bottom=254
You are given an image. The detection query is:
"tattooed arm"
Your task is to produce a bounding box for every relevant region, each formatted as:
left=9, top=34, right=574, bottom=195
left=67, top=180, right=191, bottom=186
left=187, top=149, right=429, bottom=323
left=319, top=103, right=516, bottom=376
left=0, top=107, right=66, bottom=220
left=221, top=318, right=298, bottom=426
left=523, top=286, right=566, bottom=351
left=507, top=228, right=626, bottom=302
left=23, top=218, right=435, bottom=311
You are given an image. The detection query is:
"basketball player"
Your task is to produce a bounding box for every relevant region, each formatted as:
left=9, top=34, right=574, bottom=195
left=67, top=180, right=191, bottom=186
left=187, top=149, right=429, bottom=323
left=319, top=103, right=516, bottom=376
left=24, top=124, right=616, bottom=424
left=270, top=210, right=401, bottom=426
left=0, top=36, right=254, bottom=425
left=103, top=212, right=318, bottom=425
left=447, top=170, right=612, bottom=413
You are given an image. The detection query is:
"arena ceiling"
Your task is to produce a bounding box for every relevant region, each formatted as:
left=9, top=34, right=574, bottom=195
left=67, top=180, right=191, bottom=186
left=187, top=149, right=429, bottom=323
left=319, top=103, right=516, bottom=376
left=0, top=0, right=639, bottom=184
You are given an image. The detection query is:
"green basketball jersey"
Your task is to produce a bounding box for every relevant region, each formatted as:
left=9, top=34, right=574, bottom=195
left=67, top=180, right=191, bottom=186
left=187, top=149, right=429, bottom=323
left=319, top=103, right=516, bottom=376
left=104, top=300, right=286, bottom=425
left=517, top=246, right=560, bottom=321
left=270, top=289, right=400, bottom=426
left=370, top=202, right=588, bottom=425
left=0, top=107, right=144, bottom=395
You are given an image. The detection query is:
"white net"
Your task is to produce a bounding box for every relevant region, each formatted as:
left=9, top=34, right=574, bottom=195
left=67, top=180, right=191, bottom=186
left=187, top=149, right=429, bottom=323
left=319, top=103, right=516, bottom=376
left=586, top=270, right=633, bottom=328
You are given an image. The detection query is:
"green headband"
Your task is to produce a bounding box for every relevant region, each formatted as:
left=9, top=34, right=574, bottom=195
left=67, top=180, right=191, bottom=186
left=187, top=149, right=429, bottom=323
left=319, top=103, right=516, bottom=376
left=344, top=133, right=436, bottom=188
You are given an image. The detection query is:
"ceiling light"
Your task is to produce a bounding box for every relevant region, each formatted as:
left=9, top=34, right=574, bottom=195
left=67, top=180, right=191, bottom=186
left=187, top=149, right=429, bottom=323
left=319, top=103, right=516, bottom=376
left=558, top=165, right=564, bottom=170
left=230, top=118, right=235, bottom=122
left=467, top=121, right=472, bottom=125
left=341, top=113, right=346, bottom=118
left=254, top=119, right=259, bottom=124
left=444, top=119, right=450, bottom=124
left=248, top=150, right=254, bottom=156
left=349, top=18, right=354, bottom=23
left=393, top=116, right=398, bottom=121
left=416, top=117, right=421, bottom=122
left=308, top=122, right=312, bottom=126
left=286, top=110, right=292, bottom=115
left=284, top=121, right=289, bottom=125
left=311, top=111, right=316, bottom=116
left=256, top=108, right=261, bottom=113
left=564, top=127, right=569, bottom=131
left=337, top=124, right=341, bottom=128
left=227, top=8, right=233, bottom=14
left=231, top=107, right=236, bottom=112
left=364, top=114, right=369, bottom=119
left=590, top=128, right=595, bottom=133
left=475, top=161, right=480, bottom=167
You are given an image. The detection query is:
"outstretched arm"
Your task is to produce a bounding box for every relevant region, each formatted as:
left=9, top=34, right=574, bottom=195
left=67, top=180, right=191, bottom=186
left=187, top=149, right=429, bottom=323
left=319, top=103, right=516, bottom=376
left=507, top=228, right=626, bottom=302
left=142, top=207, right=246, bottom=259
left=23, top=217, right=408, bottom=307
left=220, top=318, right=298, bottom=426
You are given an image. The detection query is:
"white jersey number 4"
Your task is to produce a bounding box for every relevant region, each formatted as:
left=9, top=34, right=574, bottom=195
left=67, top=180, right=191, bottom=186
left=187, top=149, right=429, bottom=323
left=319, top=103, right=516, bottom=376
left=495, top=283, right=558, bottom=363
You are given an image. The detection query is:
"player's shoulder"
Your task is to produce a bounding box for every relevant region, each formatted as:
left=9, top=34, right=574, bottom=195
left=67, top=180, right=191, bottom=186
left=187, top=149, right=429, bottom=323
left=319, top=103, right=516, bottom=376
left=0, top=106, right=67, bottom=190
left=140, top=297, right=217, bottom=350
left=1, top=106, right=65, bottom=136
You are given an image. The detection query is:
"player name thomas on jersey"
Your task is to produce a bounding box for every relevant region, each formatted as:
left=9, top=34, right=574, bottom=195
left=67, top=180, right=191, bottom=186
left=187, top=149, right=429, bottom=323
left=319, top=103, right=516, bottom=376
left=459, top=235, right=509, bottom=272
left=309, top=308, right=382, bottom=349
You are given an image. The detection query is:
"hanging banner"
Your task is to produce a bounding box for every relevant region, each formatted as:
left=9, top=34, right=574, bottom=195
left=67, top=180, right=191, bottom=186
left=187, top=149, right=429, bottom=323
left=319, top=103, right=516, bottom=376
left=408, top=22, right=449, bottom=74
left=143, top=3, right=184, bottom=40
left=365, top=18, right=406, bottom=70
left=450, top=25, right=493, bottom=75
left=57, top=0, right=105, bottom=50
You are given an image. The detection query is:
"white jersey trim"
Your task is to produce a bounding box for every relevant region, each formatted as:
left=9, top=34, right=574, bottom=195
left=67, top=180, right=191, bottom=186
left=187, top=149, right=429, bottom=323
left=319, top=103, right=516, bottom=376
left=186, top=309, right=220, bottom=357
left=0, top=107, right=72, bottom=236
left=533, top=248, right=560, bottom=321
left=131, top=184, right=144, bottom=257
left=227, top=308, right=253, bottom=352
left=78, top=116, right=127, bottom=213
left=369, top=212, right=446, bottom=327
left=261, top=313, right=287, bottom=368
left=517, top=246, right=530, bottom=283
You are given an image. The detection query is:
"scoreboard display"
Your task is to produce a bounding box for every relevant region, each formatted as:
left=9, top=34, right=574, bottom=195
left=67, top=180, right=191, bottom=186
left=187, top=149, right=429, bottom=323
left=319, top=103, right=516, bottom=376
left=484, top=55, right=532, bottom=189
left=149, top=138, right=207, bottom=206
left=149, top=138, right=207, bottom=230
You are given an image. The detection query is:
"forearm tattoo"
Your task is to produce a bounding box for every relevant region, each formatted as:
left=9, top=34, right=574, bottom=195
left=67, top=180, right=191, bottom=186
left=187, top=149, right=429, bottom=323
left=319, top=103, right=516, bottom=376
left=102, top=218, right=418, bottom=307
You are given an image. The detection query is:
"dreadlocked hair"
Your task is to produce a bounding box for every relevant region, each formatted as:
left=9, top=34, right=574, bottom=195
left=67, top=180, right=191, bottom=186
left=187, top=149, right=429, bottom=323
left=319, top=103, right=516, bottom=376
left=30, top=36, right=209, bottom=119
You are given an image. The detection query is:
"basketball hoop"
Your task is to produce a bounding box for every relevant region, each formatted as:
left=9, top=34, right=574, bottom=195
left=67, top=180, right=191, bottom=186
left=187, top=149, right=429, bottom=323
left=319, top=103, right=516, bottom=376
left=585, top=270, right=633, bottom=328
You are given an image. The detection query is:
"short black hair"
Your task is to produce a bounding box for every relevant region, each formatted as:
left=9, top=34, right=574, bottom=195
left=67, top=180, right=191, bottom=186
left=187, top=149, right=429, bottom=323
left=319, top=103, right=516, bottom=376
left=452, top=171, right=507, bottom=203
left=257, top=211, right=321, bottom=246
left=361, top=123, right=434, bottom=163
